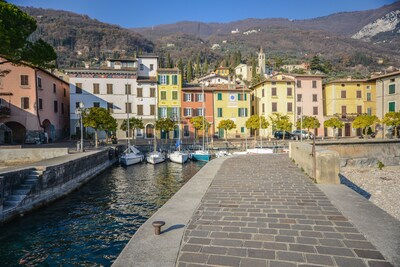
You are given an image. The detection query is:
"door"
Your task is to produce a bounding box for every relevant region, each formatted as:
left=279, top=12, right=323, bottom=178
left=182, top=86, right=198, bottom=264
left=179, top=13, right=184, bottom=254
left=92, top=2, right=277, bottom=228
left=345, top=123, right=351, bottom=137
left=219, top=128, right=224, bottom=139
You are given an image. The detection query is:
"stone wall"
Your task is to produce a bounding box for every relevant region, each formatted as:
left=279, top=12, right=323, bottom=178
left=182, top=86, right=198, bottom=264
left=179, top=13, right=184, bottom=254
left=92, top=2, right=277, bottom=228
left=317, top=140, right=400, bottom=167
left=289, top=142, right=340, bottom=184
left=0, top=149, right=116, bottom=223
left=0, top=148, right=69, bottom=165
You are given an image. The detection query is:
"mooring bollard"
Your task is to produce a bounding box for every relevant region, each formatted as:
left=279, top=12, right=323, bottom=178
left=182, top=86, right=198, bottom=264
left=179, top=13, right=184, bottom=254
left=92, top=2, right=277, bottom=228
left=152, top=221, right=165, bottom=235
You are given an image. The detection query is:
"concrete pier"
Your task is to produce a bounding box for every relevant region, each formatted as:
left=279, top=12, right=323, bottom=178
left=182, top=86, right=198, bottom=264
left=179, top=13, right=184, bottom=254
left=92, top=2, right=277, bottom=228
left=115, top=154, right=399, bottom=267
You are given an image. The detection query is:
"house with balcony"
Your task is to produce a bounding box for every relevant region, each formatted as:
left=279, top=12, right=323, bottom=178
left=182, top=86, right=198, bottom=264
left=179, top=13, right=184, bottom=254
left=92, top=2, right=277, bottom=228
left=0, top=58, right=70, bottom=144
left=323, top=78, right=376, bottom=137
left=66, top=54, right=158, bottom=141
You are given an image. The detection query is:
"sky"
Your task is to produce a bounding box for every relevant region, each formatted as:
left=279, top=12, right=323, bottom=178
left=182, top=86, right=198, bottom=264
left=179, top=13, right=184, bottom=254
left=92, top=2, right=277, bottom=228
left=9, top=0, right=398, bottom=28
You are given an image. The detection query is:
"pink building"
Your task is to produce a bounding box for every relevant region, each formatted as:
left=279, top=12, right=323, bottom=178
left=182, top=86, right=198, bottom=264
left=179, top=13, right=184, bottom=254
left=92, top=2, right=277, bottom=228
left=0, top=59, right=70, bottom=144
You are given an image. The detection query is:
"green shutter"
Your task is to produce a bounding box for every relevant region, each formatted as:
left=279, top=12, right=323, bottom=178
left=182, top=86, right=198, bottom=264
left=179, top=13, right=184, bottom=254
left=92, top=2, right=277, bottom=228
left=158, top=75, right=161, bottom=84
left=167, top=107, right=172, bottom=118
left=218, top=93, right=222, bottom=100
left=241, top=127, right=244, bottom=133
left=166, top=75, right=170, bottom=85
left=244, top=93, right=247, bottom=101
left=172, top=75, right=177, bottom=85
left=238, top=93, right=241, bottom=101
left=389, top=102, right=396, bottom=112
left=389, top=84, right=395, bottom=94
left=245, top=108, right=248, bottom=117
left=238, top=108, right=240, bottom=117
left=158, top=108, right=162, bottom=119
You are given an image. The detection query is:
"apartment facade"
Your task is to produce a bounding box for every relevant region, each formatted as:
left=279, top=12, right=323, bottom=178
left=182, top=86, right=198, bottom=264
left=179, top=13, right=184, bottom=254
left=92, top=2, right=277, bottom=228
left=323, top=79, right=376, bottom=137
left=0, top=60, right=70, bottom=144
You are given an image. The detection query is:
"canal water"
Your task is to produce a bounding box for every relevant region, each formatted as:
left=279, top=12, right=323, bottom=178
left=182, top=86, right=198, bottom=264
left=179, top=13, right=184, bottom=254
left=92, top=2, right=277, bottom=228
left=0, top=161, right=206, bottom=266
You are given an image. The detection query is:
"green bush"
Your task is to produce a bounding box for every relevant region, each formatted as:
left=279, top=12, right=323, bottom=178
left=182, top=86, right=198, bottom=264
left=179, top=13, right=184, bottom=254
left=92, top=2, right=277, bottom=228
left=377, top=160, right=385, bottom=170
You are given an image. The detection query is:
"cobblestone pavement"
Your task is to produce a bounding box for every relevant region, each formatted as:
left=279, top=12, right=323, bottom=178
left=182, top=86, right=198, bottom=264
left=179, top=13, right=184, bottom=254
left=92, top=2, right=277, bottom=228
left=176, top=154, right=393, bottom=267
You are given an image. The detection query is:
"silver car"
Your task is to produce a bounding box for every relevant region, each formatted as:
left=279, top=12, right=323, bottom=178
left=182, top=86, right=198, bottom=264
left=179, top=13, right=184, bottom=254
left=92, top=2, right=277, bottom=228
left=292, top=130, right=314, bottom=139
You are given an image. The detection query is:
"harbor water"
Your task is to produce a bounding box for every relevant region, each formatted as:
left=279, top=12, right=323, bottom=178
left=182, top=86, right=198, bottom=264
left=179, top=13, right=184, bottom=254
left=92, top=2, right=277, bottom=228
left=0, top=161, right=206, bottom=266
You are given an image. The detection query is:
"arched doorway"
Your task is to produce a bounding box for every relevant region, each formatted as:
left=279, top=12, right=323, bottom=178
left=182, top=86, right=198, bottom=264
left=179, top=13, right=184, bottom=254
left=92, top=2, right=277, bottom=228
left=145, top=124, right=154, bottom=139
left=5, top=121, right=26, bottom=144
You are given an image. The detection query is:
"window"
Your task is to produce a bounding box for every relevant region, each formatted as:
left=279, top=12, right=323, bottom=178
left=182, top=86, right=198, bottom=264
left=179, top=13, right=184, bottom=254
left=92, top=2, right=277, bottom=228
left=172, top=107, right=179, bottom=117
left=63, top=88, right=66, bottom=97
left=241, top=127, right=245, bottom=133
left=53, top=83, right=56, bottom=93
left=389, top=84, right=395, bottom=94
left=39, top=98, right=43, bottom=110
left=262, top=103, right=265, bottom=113
left=367, top=108, right=372, bottom=116
left=272, top=102, right=277, bottom=112
left=297, top=106, right=301, bottom=115
left=159, top=75, right=169, bottom=85
left=196, top=93, right=204, bottom=102
left=341, top=84, right=345, bottom=87
left=357, top=105, right=362, bottom=114
left=61, top=103, right=64, bottom=114
left=217, top=108, right=223, bottom=117
left=136, top=129, right=143, bottom=137
left=389, top=102, right=396, bottom=112
left=184, top=125, right=190, bottom=137
left=160, top=107, right=167, bottom=118
left=217, top=93, right=222, bottom=100
left=287, top=88, right=292, bottom=97
left=296, top=80, right=301, bottom=88
left=107, top=84, right=113, bottom=94
left=252, top=94, right=254, bottom=101
left=184, top=108, right=192, bottom=117
left=172, top=91, right=178, bottom=100
left=287, top=103, right=293, bottom=112
left=54, top=101, right=58, bottom=113
left=93, top=83, right=100, bottom=94
left=150, top=64, right=154, bottom=71
left=150, top=105, right=155, bottom=115
left=262, top=89, right=265, bottom=97
left=238, top=108, right=248, bottom=117
left=297, top=94, right=302, bottom=102
left=287, top=82, right=291, bottom=85
left=312, top=80, right=317, bottom=88
left=172, top=75, right=178, bottom=85
left=357, top=84, right=360, bottom=87
left=125, top=84, right=131, bottom=94
left=272, top=87, right=277, bottom=96
left=356, top=90, right=362, bottom=99
left=313, top=106, right=318, bottom=115
left=125, top=102, right=132, bottom=113
left=341, top=106, right=347, bottom=117
left=107, top=103, right=113, bottom=113
left=21, top=97, right=29, bottom=109
left=75, top=102, right=80, bottom=108
left=312, top=94, right=317, bottom=102
left=341, top=90, right=346, bottom=98
left=93, top=102, right=100, bottom=108
left=75, top=83, right=82, bottom=94
left=272, top=82, right=276, bottom=85
left=197, top=108, right=204, bottom=116
left=150, top=87, right=156, bottom=97
left=37, top=77, right=42, bottom=89
left=137, top=87, right=143, bottom=97
left=184, top=93, right=192, bottom=102
left=390, top=78, right=395, bottom=82
left=140, top=64, right=144, bottom=71
left=137, top=105, right=143, bottom=115
left=161, top=91, right=167, bottom=100
left=367, top=92, right=371, bottom=101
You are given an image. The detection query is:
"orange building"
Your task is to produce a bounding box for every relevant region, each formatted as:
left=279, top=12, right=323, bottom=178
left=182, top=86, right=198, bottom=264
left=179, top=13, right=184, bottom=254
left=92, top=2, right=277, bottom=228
left=181, top=84, right=214, bottom=140
left=0, top=59, right=70, bottom=144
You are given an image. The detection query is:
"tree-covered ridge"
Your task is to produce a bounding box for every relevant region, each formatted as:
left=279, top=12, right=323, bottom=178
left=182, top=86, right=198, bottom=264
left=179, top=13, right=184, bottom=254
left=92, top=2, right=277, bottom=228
left=21, top=7, right=154, bottom=68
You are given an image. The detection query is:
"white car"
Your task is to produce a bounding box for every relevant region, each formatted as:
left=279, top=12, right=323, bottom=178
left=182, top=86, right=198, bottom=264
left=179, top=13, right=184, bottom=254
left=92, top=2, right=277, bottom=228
left=292, top=130, right=314, bottom=139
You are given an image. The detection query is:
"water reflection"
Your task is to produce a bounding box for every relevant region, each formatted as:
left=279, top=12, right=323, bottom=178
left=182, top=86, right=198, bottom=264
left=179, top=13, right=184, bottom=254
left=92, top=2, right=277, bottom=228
left=0, top=161, right=206, bottom=266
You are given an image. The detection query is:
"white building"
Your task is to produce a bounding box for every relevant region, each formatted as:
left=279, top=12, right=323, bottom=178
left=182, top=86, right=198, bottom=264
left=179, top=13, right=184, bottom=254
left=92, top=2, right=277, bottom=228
left=66, top=55, right=158, bottom=141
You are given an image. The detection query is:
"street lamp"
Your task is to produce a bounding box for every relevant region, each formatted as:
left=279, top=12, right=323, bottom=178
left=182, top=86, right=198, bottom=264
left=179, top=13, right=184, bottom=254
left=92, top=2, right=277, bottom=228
left=75, top=101, right=85, bottom=152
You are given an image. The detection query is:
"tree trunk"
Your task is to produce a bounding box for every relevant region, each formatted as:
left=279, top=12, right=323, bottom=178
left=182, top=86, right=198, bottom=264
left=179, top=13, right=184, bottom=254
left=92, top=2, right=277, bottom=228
left=225, top=129, right=227, bottom=141
left=95, top=130, right=99, bottom=148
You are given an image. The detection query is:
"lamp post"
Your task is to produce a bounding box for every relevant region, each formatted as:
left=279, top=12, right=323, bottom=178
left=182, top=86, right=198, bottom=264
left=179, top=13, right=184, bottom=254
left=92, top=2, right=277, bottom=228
left=259, top=114, right=263, bottom=148
left=75, top=101, right=85, bottom=152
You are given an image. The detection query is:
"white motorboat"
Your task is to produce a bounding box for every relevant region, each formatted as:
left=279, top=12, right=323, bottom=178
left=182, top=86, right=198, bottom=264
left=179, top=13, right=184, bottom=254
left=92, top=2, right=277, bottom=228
left=215, top=150, right=232, bottom=158
left=169, top=150, right=189, bottom=164
left=120, top=146, right=144, bottom=166
left=146, top=151, right=166, bottom=164
left=246, top=148, right=274, bottom=154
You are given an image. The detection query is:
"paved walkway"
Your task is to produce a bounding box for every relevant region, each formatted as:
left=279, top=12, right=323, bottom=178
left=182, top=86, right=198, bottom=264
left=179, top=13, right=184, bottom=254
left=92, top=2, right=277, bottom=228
left=176, top=154, right=393, bottom=267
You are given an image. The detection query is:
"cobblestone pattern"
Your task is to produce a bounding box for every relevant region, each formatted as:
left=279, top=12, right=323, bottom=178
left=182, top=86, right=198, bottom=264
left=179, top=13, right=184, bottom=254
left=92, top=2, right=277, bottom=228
left=176, top=154, right=393, bottom=267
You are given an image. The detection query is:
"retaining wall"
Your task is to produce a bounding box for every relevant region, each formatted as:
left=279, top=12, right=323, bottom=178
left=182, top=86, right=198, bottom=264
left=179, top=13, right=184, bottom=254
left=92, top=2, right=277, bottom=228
left=289, top=142, right=340, bottom=184
left=0, top=148, right=69, bottom=165
left=0, top=149, right=116, bottom=223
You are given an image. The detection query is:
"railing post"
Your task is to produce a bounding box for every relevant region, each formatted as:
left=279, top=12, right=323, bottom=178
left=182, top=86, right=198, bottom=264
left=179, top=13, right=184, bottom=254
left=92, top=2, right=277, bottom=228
left=0, top=176, right=4, bottom=220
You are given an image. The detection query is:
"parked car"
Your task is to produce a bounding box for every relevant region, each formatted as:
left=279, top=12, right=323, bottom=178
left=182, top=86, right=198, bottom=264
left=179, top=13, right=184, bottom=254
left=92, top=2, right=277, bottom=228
left=292, top=130, right=314, bottom=140
left=274, top=131, right=294, bottom=140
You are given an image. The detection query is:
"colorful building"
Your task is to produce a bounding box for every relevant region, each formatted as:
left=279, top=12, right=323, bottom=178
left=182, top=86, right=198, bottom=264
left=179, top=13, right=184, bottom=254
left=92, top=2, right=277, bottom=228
left=214, top=84, right=250, bottom=139
left=157, top=68, right=182, bottom=139
left=323, top=78, right=376, bottom=137
left=0, top=59, right=70, bottom=144
left=181, top=84, right=214, bottom=140
left=215, top=67, right=230, bottom=77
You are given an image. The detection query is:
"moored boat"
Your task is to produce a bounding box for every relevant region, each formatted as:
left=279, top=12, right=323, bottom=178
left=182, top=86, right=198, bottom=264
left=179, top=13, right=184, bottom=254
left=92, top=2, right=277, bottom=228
left=146, top=151, right=166, bottom=164
left=120, top=146, right=144, bottom=166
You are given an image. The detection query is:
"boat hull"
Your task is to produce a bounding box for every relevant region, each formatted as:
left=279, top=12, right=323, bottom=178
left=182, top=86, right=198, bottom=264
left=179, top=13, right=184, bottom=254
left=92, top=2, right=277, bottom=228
left=146, top=152, right=166, bottom=164
left=169, top=152, right=189, bottom=164
left=191, top=152, right=211, bottom=162
left=120, top=155, right=143, bottom=166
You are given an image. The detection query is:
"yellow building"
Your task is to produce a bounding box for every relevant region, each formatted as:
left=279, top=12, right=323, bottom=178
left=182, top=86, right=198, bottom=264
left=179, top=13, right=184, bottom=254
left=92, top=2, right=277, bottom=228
left=214, top=84, right=250, bottom=139
left=215, top=67, right=230, bottom=77
left=323, top=79, right=376, bottom=137
left=157, top=68, right=182, bottom=138
left=251, top=75, right=296, bottom=137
